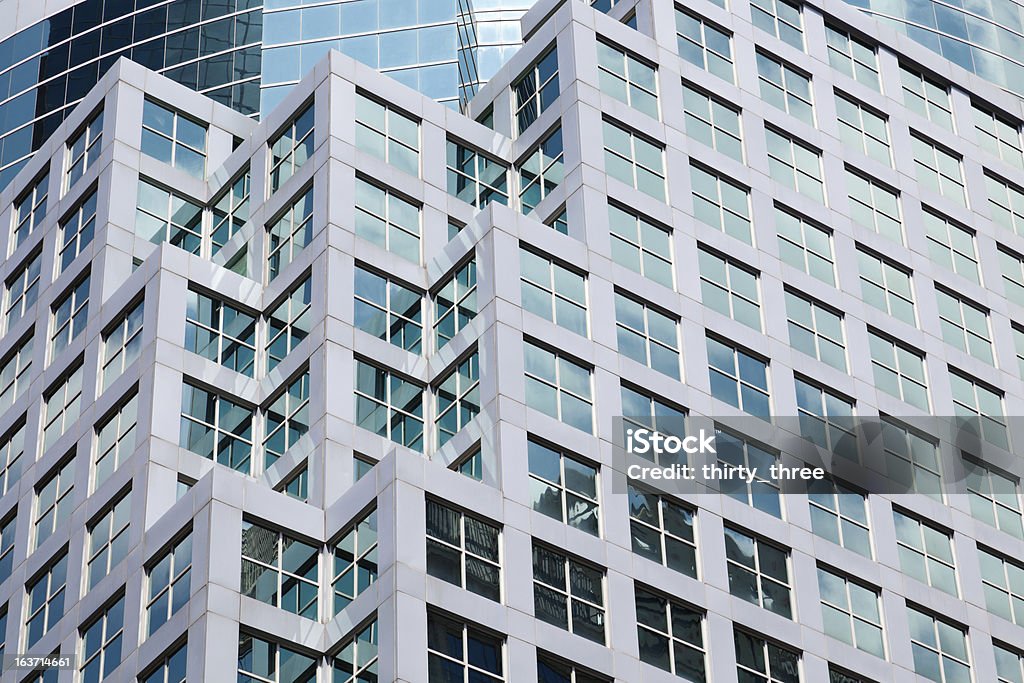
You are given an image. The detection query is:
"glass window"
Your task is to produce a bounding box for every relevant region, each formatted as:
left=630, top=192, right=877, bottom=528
left=332, top=619, right=378, bottom=683
left=65, top=109, right=103, bottom=192
left=901, top=65, right=952, bottom=129
left=979, top=546, right=1024, bottom=625
left=734, top=629, right=800, bottom=682
left=266, top=276, right=312, bottom=372
left=818, top=567, right=884, bottom=657
left=751, top=0, right=802, bottom=47
left=846, top=169, right=902, bottom=242
left=691, top=164, right=750, bottom=242
left=766, top=127, right=824, bottom=202
left=434, top=259, right=477, bottom=349
left=0, top=335, right=33, bottom=418
left=520, top=248, right=587, bottom=336
left=179, top=381, right=254, bottom=473
left=857, top=247, right=915, bottom=324
left=142, top=99, right=207, bottom=177
left=34, top=455, right=75, bottom=549
left=683, top=85, right=742, bottom=162
left=826, top=26, right=880, bottom=90
left=435, top=351, right=480, bottom=447
left=1001, top=246, right=1024, bottom=306
left=210, top=170, right=251, bottom=254
left=356, top=92, right=419, bottom=175
left=25, top=550, right=68, bottom=647
left=446, top=140, right=509, bottom=208
left=0, top=512, right=14, bottom=584
left=628, top=485, right=696, bottom=577
left=524, top=342, right=593, bottom=433
left=354, top=266, right=422, bottom=353
left=912, top=133, right=966, bottom=206
left=277, top=463, right=308, bottom=502
left=135, top=178, right=203, bottom=255
left=964, top=457, right=1023, bottom=540
left=11, top=171, right=48, bottom=254
left=537, top=655, right=609, bottom=683
left=79, top=594, right=125, bottom=682
left=699, top=246, right=760, bottom=330
left=354, top=178, right=420, bottom=262
left=603, top=120, right=665, bottom=201
left=995, top=643, right=1024, bottom=683
left=974, top=103, right=1024, bottom=170
left=718, top=430, right=781, bottom=517
left=518, top=127, right=564, bottom=215
left=527, top=438, right=599, bottom=536
left=332, top=506, right=377, bottom=614
left=949, top=369, right=1007, bottom=449
left=785, top=290, right=846, bottom=370
left=545, top=208, right=568, bottom=235
left=725, top=527, right=791, bottom=617
left=42, top=361, right=84, bottom=453
left=894, top=510, right=957, bottom=595
left=426, top=612, right=504, bottom=682
left=57, top=187, right=96, bottom=274
left=533, top=544, right=605, bottom=643
left=924, top=209, right=979, bottom=283
left=987, top=173, right=1024, bottom=236
left=354, top=359, right=424, bottom=452
left=85, top=489, right=131, bottom=589
left=237, top=633, right=316, bottom=683
left=808, top=478, right=871, bottom=557
left=267, top=187, right=314, bottom=281
left=240, top=521, right=318, bottom=619
left=607, top=204, right=673, bottom=288
left=868, top=330, right=928, bottom=410
left=776, top=206, right=834, bottom=285
left=269, top=102, right=314, bottom=193
left=757, top=52, right=813, bottom=125
left=597, top=42, right=658, bottom=118
left=141, top=642, right=186, bottom=683
left=101, top=299, right=143, bottom=390
left=146, top=530, right=192, bottom=636
left=935, top=288, right=992, bottom=364
left=514, top=46, right=560, bottom=135
left=621, top=384, right=688, bottom=465
left=185, top=290, right=256, bottom=377
left=795, top=378, right=856, bottom=459
left=635, top=586, right=706, bottom=678
left=94, top=392, right=137, bottom=490
left=50, top=272, right=90, bottom=359
left=906, top=606, right=970, bottom=683
left=836, top=95, right=890, bottom=166
left=426, top=499, right=500, bottom=601
left=880, top=416, right=941, bottom=499
left=453, top=448, right=482, bottom=481
left=0, top=421, right=25, bottom=498
left=5, top=250, right=41, bottom=331
left=615, top=292, right=679, bottom=379
left=674, top=9, right=734, bottom=82
left=707, top=336, right=770, bottom=416
left=263, top=371, right=310, bottom=467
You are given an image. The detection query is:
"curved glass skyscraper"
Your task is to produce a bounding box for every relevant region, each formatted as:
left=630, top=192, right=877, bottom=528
left=847, top=0, right=1024, bottom=95
left=0, top=0, right=532, bottom=189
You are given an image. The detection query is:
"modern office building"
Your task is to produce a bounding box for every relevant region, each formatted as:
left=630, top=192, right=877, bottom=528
left=3, top=0, right=1024, bottom=680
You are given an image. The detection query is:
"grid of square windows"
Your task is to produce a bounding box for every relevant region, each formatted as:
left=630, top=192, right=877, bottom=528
left=11, top=171, right=48, bottom=254
left=266, top=276, right=312, bottom=372
left=826, top=26, right=880, bottom=90
left=446, top=140, right=509, bottom=209
left=964, top=457, right=1023, bottom=539
left=135, top=179, right=203, bottom=255
left=57, top=188, right=96, bottom=274
left=734, top=628, right=801, bottom=682
left=141, top=99, right=207, bottom=177
left=0, top=335, right=32, bottom=417
left=949, top=369, right=1007, bottom=449
left=691, top=164, right=751, bottom=243
left=785, top=290, right=846, bottom=371
left=614, top=292, right=679, bottom=378
left=880, top=416, right=942, bottom=499
left=718, top=429, right=781, bottom=517
left=751, top=0, right=803, bottom=48
left=524, top=342, right=593, bottom=433
left=757, top=52, right=814, bottom=125
left=426, top=499, right=500, bottom=601
left=79, top=593, right=125, bottom=682
left=858, top=248, right=916, bottom=325
left=683, top=85, right=742, bottom=162
left=868, top=330, right=929, bottom=410
left=974, top=103, right=1024, bottom=170
left=795, top=378, right=857, bottom=459
left=628, top=484, right=697, bottom=577
left=514, top=47, right=560, bottom=135
left=776, top=206, right=835, bottom=285
left=146, top=530, right=192, bottom=636
left=987, top=173, right=1024, bottom=236
left=836, top=94, right=891, bottom=166
left=912, top=133, right=966, bottom=206
left=179, top=381, right=254, bottom=473
left=333, top=506, right=378, bottom=614
left=65, top=109, right=103, bottom=193
left=901, top=66, right=953, bottom=129
left=846, top=168, right=902, bottom=242
left=354, top=266, right=422, bottom=353
left=267, top=187, right=314, bottom=281
left=674, top=9, right=734, bottom=82
left=808, top=478, right=872, bottom=557
left=269, top=103, right=314, bottom=193
left=101, top=299, right=143, bottom=390
left=86, top=488, right=131, bottom=589
left=635, top=586, right=706, bottom=678
left=935, top=288, right=992, bottom=364
left=527, top=438, right=600, bottom=536
left=724, top=526, right=791, bottom=617
left=603, top=119, right=665, bottom=201
left=533, top=543, right=606, bottom=643
left=923, top=209, right=979, bottom=283
left=766, top=127, right=824, bottom=202
left=707, top=336, right=770, bottom=416
left=518, top=128, right=564, bottom=215
left=240, top=521, right=318, bottom=619
left=354, top=359, right=424, bottom=452
left=894, top=509, right=958, bottom=595
left=818, top=566, right=884, bottom=657
left=699, top=246, right=761, bottom=330
left=597, top=42, right=658, bottom=118
left=185, top=290, right=256, bottom=377
left=434, top=259, right=477, bottom=349
left=907, top=606, right=971, bottom=683
left=520, top=248, right=588, bottom=337
left=435, top=351, right=480, bottom=447
left=607, top=204, right=674, bottom=288
left=50, top=272, right=90, bottom=360
left=0, top=421, right=25, bottom=497
left=355, top=92, right=419, bottom=176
